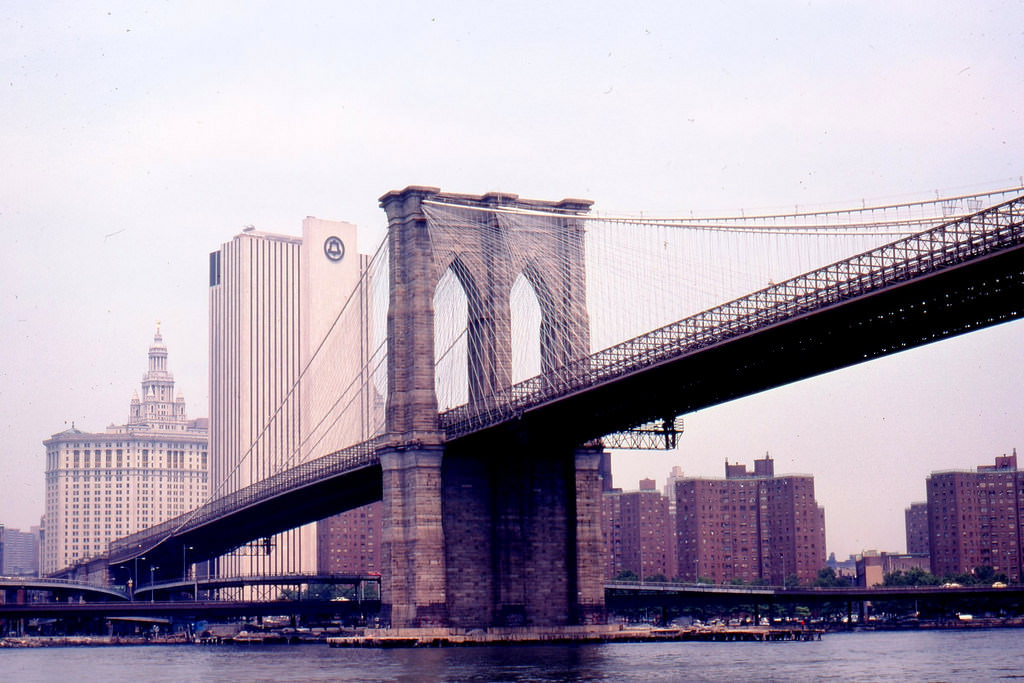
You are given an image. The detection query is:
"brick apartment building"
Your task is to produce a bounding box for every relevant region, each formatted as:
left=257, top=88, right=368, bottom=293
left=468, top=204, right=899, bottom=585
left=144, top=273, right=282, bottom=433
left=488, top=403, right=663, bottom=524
left=904, top=501, right=930, bottom=556
left=674, top=455, right=826, bottom=584
left=926, top=451, right=1023, bottom=581
left=602, top=479, right=676, bottom=581
left=317, top=501, right=383, bottom=575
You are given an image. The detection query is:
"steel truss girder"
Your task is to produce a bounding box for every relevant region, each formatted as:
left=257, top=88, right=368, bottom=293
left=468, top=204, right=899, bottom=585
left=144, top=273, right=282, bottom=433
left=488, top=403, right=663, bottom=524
left=599, top=416, right=685, bottom=450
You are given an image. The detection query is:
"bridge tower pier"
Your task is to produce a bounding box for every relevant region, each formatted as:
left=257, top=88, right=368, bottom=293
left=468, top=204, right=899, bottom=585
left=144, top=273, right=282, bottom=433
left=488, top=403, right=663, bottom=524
left=379, top=186, right=605, bottom=628
left=442, top=442, right=605, bottom=627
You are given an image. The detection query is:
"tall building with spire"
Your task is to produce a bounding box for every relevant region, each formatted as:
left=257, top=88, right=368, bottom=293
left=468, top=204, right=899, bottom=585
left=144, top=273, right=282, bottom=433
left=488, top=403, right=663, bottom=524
left=42, top=328, right=208, bottom=575
left=129, top=325, right=188, bottom=426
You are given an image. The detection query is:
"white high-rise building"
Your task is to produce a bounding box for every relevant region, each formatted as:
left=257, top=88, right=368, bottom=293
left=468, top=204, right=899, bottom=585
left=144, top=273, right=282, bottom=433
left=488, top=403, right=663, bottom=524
left=42, top=328, right=208, bottom=574
left=208, top=218, right=374, bottom=581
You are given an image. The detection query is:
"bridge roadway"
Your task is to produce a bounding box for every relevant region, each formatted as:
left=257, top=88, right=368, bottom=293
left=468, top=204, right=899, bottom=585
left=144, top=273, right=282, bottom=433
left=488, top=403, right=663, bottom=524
left=446, top=192, right=1024, bottom=447
left=107, top=194, right=1024, bottom=583
left=1, top=576, right=128, bottom=602
left=2, top=573, right=378, bottom=602
left=132, top=572, right=381, bottom=600
left=106, top=445, right=381, bottom=581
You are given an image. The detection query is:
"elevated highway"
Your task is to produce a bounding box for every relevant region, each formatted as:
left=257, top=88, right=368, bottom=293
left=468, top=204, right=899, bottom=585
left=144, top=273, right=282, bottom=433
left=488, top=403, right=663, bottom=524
left=134, top=572, right=380, bottom=600
left=1, top=576, right=128, bottom=602
left=605, top=581, right=1024, bottom=609
left=0, top=599, right=377, bottom=621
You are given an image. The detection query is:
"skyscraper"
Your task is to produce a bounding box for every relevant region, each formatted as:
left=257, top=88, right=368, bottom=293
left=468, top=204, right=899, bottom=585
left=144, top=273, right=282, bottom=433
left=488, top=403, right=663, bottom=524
left=674, top=455, right=826, bottom=585
left=42, top=328, right=208, bottom=574
left=208, top=218, right=376, bottom=581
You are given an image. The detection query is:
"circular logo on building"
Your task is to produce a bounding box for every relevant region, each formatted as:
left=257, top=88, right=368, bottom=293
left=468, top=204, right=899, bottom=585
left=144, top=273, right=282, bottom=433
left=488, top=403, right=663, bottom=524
left=324, top=236, right=345, bottom=262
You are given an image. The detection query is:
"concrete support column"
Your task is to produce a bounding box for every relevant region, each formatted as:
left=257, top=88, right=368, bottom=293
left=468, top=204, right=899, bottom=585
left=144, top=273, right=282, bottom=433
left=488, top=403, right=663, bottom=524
left=442, top=442, right=608, bottom=628
left=496, top=449, right=572, bottom=627
left=379, top=186, right=448, bottom=628
left=574, top=446, right=607, bottom=624
left=442, top=449, right=495, bottom=627
left=380, top=445, right=447, bottom=627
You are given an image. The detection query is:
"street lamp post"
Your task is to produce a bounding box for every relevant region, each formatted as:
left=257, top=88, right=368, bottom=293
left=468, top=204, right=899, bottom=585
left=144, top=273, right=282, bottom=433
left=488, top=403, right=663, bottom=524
left=133, top=555, right=146, bottom=601
left=639, top=536, right=644, bottom=586
left=182, top=545, right=195, bottom=599
left=150, top=565, right=159, bottom=603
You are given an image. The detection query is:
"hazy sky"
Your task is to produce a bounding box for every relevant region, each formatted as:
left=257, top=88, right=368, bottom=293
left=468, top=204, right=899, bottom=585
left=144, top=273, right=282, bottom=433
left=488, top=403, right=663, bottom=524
left=2, top=2, right=1022, bottom=560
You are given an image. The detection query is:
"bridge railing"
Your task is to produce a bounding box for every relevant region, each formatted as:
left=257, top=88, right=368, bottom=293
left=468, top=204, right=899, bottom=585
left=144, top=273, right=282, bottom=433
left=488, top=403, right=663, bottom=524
left=441, top=194, right=1024, bottom=439
left=109, top=438, right=380, bottom=563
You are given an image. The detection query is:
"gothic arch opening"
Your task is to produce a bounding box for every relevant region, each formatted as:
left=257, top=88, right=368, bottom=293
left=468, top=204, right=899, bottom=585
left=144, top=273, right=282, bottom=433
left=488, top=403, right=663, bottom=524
left=433, top=263, right=470, bottom=411
left=519, top=263, right=564, bottom=378
left=510, top=272, right=542, bottom=384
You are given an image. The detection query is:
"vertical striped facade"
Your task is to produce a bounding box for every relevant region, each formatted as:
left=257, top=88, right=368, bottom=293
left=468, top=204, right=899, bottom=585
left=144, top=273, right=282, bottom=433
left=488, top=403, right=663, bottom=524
left=209, top=230, right=306, bottom=580
left=208, top=219, right=370, bottom=585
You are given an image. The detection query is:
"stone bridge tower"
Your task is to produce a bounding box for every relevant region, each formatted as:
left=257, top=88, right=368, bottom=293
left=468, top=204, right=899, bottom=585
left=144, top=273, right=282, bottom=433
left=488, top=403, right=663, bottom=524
left=378, top=186, right=605, bottom=628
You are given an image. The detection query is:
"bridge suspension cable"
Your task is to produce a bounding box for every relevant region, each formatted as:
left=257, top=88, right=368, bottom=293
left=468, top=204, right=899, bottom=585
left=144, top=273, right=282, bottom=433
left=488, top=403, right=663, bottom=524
left=424, top=187, right=1024, bottom=439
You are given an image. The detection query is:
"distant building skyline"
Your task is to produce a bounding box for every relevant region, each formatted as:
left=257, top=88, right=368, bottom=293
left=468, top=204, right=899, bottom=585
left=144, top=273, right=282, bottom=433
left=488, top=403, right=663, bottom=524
left=0, top=525, right=40, bottom=576
left=41, top=328, right=208, bottom=575
left=603, top=455, right=828, bottom=586
left=604, top=446, right=1024, bottom=588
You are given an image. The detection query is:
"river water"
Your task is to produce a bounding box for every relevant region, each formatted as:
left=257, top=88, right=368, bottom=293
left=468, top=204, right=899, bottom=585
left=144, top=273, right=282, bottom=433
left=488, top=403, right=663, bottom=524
left=3, top=629, right=1023, bottom=682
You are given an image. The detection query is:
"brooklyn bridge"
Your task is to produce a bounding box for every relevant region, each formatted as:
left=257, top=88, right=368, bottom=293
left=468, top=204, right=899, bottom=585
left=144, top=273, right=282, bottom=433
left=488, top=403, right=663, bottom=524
left=82, top=184, right=1024, bottom=629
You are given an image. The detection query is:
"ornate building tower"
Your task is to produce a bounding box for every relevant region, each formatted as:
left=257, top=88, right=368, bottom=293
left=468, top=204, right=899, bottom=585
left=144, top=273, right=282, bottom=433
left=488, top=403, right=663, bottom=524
left=129, top=325, right=187, bottom=426
left=42, top=328, right=208, bottom=575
